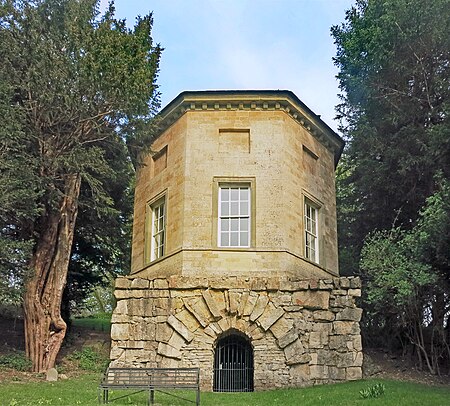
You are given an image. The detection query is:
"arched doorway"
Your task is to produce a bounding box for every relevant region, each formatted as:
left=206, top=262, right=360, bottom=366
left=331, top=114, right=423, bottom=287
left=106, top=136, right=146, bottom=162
left=213, top=332, right=254, bottom=392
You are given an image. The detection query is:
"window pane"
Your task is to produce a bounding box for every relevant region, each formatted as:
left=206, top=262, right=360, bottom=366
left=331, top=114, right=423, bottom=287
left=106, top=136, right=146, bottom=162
left=220, top=188, right=229, bottom=201
left=230, top=232, right=239, bottom=246
left=231, top=188, right=239, bottom=201
left=240, top=232, right=249, bottom=246
left=239, top=188, right=249, bottom=200
left=231, top=218, right=239, bottom=231
left=221, top=202, right=229, bottom=216
left=221, top=218, right=229, bottom=231
left=231, top=201, right=239, bottom=215
left=240, top=218, right=249, bottom=231
left=240, top=201, right=248, bottom=216
left=221, top=232, right=229, bottom=246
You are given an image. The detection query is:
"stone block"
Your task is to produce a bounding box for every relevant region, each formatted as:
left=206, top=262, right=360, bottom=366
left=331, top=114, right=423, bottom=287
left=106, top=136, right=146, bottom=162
left=348, top=289, right=361, bottom=297
left=175, top=309, right=201, bottom=334
left=218, top=317, right=230, bottom=332
left=131, top=278, right=149, bottom=289
left=46, top=368, right=58, bottom=382
left=228, top=291, right=240, bottom=314
left=312, top=322, right=332, bottom=333
left=346, top=367, right=362, bottom=380
left=279, top=279, right=309, bottom=291
left=277, top=328, right=298, bottom=349
left=353, top=351, right=363, bottom=367
left=157, top=342, right=182, bottom=360
left=168, top=314, right=195, bottom=342
left=128, top=299, right=145, bottom=316
left=155, top=322, right=172, bottom=343
left=111, top=313, right=129, bottom=324
left=184, top=297, right=210, bottom=327
left=352, top=335, right=363, bottom=351
left=115, top=278, right=130, bottom=289
left=243, top=292, right=258, bottom=316
left=251, top=278, right=266, bottom=291
left=289, top=363, right=310, bottom=384
left=318, top=280, right=333, bottom=290
left=333, top=321, right=360, bottom=335
left=249, top=294, right=269, bottom=322
left=309, top=331, right=329, bottom=349
left=350, top=277, right=362, bottom=289
left=114, top=300, right=128, bottom=315
left=110, top=347, right=125, bottom=360
left=237, top=291, right=250, bottom=316
left=114, top=289, right=129, bottom=300
left=313, top=310, right=335, bottom=321
left=168, top=331, right=185, bottom=351
left=336, top=352, right=356, bottom=368
left=154, top=278, right=169, bottom=289
left=257, top=304, right=284, bottom=331
left=202, top=290, right=222, bottom=319
left=284, top=339, right=306, bottom=365
left=210, top=290, right=227, bottom=314
left=329, top=335, right=347, bottom=351
left=336, top=308, right=363, bottom=322
left=292, top=291, right=330, bottom=310
left=340, top=277, right=350, bottom=288
left=111, top=323, right=130, bottom=340
left=329, top=366, right=346, bottom=380
left=310, top=365, right=329, bottom=380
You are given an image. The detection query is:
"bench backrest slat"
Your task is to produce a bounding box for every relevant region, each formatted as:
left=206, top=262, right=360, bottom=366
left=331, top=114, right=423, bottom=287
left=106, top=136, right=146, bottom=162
left=101, top=367, right=200, bottom=387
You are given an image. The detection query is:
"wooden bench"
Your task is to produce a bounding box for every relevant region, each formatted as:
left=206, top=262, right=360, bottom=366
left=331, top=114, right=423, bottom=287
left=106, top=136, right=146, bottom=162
left=98, top=367, right=200, bottom=405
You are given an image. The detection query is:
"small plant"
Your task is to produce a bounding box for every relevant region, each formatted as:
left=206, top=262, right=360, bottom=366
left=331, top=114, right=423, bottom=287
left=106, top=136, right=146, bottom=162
left=68, top=346, right=108, bottom=372
left=360, top=382, right=386, bottom=399
left=0, top=351, right=32, bottom=371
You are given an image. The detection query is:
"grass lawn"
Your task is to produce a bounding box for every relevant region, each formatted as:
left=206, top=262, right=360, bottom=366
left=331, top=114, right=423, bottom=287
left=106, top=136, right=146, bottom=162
left=0, top=374, right=449, bottom=406
left=71, top=316, right=111, bottom=332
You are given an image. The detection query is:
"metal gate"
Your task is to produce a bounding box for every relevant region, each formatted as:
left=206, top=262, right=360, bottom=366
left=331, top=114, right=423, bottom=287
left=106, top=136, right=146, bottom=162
left=213, top=334, right=254, bottom=392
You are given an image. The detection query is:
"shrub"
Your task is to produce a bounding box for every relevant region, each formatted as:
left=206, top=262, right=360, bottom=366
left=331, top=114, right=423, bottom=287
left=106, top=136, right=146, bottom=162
left=0, top=351, right=32, bottom=371
left=360, top=382, right=386, bottom=399
left=68, top=346, right=108, bottom=372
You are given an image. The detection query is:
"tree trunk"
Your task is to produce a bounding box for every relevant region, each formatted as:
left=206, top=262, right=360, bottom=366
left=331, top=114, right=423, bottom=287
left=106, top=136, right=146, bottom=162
left=23, top=174, right=81, bottom=372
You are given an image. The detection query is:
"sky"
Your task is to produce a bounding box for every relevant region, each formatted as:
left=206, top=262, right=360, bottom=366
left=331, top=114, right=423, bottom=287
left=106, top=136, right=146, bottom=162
left=100, top=0, right=355, bottom=133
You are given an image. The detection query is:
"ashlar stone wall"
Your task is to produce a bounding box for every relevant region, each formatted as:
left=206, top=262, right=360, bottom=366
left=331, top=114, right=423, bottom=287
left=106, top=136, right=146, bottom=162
left=110, top=275, right=363, bottom=390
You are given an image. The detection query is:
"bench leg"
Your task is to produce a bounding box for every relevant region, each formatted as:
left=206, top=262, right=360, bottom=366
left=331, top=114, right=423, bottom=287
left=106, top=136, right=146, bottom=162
left=196, top=388, right=200, bottom=406
left=149, top=388, right=154, bottom=406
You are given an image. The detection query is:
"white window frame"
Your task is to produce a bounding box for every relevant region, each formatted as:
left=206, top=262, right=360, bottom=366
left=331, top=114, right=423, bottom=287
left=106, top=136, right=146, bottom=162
left=150, top=197, right=166, bottom=261
left=304, top=199, right=319, bottom=263
left=218, top=184, right=251, bottom=248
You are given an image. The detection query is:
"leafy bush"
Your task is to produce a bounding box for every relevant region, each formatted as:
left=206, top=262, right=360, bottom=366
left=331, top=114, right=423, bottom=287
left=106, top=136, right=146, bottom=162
left=360, top=382, right=386, bottom=399
left=68, top=346, right=108, bottom=372
left=0, top=351, right=32, bottom=371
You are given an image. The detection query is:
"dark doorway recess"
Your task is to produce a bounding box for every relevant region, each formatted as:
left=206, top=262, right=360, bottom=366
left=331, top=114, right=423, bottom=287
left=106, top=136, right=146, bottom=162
left=213, top=332, right=254, bottom=392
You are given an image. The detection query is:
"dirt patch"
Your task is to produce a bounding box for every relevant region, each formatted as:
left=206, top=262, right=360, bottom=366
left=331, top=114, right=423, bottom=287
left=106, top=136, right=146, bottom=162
left=363, top=349, right=450, bottom=386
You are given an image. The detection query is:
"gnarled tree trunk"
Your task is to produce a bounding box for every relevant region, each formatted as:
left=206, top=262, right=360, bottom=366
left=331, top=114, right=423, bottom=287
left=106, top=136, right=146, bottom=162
left=23, top=174, right=81, bottom=372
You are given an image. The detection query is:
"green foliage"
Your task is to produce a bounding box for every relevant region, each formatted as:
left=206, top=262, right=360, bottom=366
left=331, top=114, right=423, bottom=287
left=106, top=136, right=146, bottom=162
left=0, top=1, right=161, bottom=366
left=68, top=346, right=108, bottom=372
left=360, top=383, right=386, bottom=399
left=332, top=0, right=450, bottom=371
left=0, top=351, right=32, bottom=371
left=361, top=179, right=450, bottom=372
left=332, top=0, right=450, bottom=253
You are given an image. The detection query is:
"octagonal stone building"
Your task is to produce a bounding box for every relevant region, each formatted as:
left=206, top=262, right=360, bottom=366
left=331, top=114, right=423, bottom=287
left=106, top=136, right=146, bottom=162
left=110, top=90, right=363, bottom=391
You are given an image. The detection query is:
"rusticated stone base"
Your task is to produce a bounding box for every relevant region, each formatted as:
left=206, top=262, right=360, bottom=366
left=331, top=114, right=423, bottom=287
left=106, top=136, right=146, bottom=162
left=109, top=276, right=363, bottom=390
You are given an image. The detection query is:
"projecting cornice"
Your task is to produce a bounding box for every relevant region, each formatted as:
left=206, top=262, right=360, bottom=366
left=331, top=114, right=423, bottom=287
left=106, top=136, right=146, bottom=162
left=157, top=90, right=345, bottom=166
